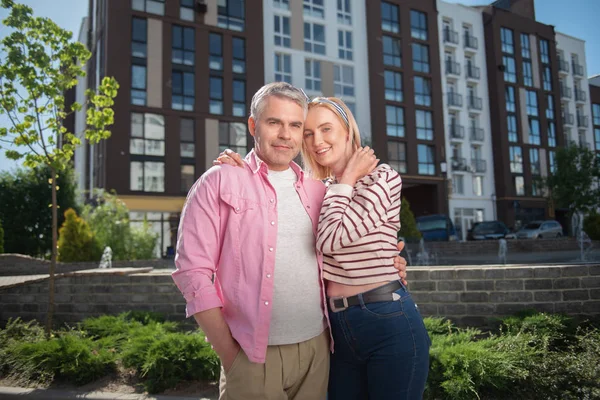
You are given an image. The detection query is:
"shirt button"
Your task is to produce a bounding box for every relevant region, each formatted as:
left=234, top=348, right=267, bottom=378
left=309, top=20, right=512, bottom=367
left=264, top=301, right=269, bottom=306
left=270, top=199, right=275, bottom=203
left=269, top=247, right=273, bottom=252
left=271, top=221, right=275, bottom=226
left=266, top=274, right=271, bottom=278
left=235, top=207, right=240, bottom=211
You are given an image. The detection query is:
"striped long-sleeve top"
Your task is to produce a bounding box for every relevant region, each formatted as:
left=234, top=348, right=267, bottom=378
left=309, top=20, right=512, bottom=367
left=317, top=164, right=402, bottom=285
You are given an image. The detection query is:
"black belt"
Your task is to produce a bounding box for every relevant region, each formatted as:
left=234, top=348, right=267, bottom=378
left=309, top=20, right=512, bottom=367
left=328, top=280, right=404, bottom=313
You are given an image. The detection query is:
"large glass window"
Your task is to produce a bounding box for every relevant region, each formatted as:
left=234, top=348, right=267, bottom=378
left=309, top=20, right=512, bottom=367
left=384, top=70, right=402, bottom=102
left=507, top=115, right=518, bottom=143
left=303, top=0, right=324, bottom=18
left=546, top=94, right=555, bottom=120
left=218, top=0, right=245, bottom=31
left=275, top=53, right=292, bottom=83
left=181, top=165, right=195, bottom=193
left=381, top=2, right=399, bottom=33
left=338, top=30, right=353, bottom=60
left=334, top=65, right=354, bottom=96
left=529, top=118, right=541, bottom=145
left=131, top=65, right=147, bottom=106
left=172, top=25, right=195, bottom=66
left=180, top=118, right=195, bottom=159
left=383, top=36, right=401, bottom=67
left=386, top=105, right=404, bottom=137
left=418, top=144, right=435, bottom=175
left=209, top=76, right=223, bottom=115
left=503, top=56, right=516, bottom=82
left=387, top=141, right=407, bottom=173
left=453, top=175, right=464, bottom=195
left=232, top=37, right=246, bottom=74
left=514, top=176, right=525, bottom=196
left=523, top=61, right=533, bottom=86
left=414, top=76, right=431, bottom=107
left=233, top=79, right=246, bottom=117
left=473, top=176, right=484, bottom=197
left=410, top=10, right=427, bottom=40
left=274, top=15, right=291, bottom=48
left=337, top=0, right=351, bottom=25
left=510, top=146, right=523, bottom=173
left=172, top=71, right=195, bottom=111
left=506, top=86, right=516, bottom=112
left=548, top=122, right=556, bottom=147
left=304, top=22, right=326, bottom=54
left=209, top=33, right=223, bottom=71
left=593, top=104, right=600, bottom=125
left=132, top=0, right=164, bottom=15
left=530, top=148, right=540, bottom=175
left=540, top=39, right=549, bottom=64
left=595, top=128, right=600, bottom=150
left=131, top=17, right=147, bottom=58
left=130, top=113, right=165, bottom=156
left=416, top=110, right=433, bottom=140
left=412, top=43, right=430, bottom=73
left=526, top=90, right=538, bottom=116
left=180, top=0, right=195, bottom=21
left=549, top=151, right=556, bottom=173
left=130, top=161, right=165, bottom=192
left=501, top=27, right=514, bottom=54
left=305, top=60, right=321, bottom=92
left=219, top=122, right=247, bottom=155
left=274, top=0, right=289, bottom=10
left=543, top=66, right=552, bottom=91
left=521, top=33, right=530, bottom=59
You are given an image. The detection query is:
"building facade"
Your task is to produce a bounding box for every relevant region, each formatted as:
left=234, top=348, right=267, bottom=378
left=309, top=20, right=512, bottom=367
left=591, top=77, right=600, bottom=154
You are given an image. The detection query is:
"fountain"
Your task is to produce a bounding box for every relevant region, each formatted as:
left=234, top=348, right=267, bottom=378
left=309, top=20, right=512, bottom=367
left=99, top=246, right=113, bottom=269
left=498, top=238, right=507, bottom=264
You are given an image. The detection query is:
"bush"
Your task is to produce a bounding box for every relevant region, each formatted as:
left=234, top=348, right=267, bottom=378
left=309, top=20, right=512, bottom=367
left=398, top=197, right=421, bottom=241
left=583, top=212, right=600, bottom=241
left=0, top=217, right=4, bottom=253
left=58, top=208, right=101, bottom=262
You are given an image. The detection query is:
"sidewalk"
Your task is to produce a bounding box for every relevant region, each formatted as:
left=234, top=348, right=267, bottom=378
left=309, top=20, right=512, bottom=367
left=0, top=386, right=216, bottom=400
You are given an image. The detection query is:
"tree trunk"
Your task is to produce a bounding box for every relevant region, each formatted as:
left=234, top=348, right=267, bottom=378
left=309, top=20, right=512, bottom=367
left=46, top=167, right=58, bottom=337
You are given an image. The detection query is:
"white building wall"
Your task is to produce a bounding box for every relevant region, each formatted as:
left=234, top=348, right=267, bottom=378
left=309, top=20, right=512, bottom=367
left=262, top=0, right=372, bottom=142
left=73, top=17, right=89, bottom=204
left=556, top=32, right=594, bottom=149
left=437, top=1, right=496, bottom=240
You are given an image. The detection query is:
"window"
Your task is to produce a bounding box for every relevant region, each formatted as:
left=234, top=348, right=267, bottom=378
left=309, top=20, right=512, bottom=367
left=546, top=95, right=555, bottom=120
left=337, top=0, right=351, bottom=25
left=181, top=165, right=195, bottom=193
left=275, top=53, right=291, bottom=83
left=233, top=80, right=246, bottom=117
left=209, top=33, right=223, bottom=71
left=595, top=128, right=600, bottom=150
left=526, top=90, right=538, bottom=116
left=172, top=25, right=195, bottom=66
left=304, top=22, right=325, bottom=54
left=529, top=118, right=541, bottom=145
left=274, top=0, right=289, bottom=10
left=209, top=76, right=223, bottom=114
left=130, top=113, right=165, bottom=156
left=530, top=148, right=540, bottom=175
left=503, top=56, right=516, bottom=82
left=453, top=175, right=464, bottom=195
left=338, top=30, right=353, bottom=60
left=593, top=104, right=600, bottom=125
left=416, top=110, right=433, bottom=140
left=219, top=122, right=247, bottom=156
left=501, top=27, right=514, bottom=54
left=383, top=36, right=401, bottom=67
left=387, top=141, right=407, bottom=173
left=381, top=2, right=399, bottom=33
left=523, top=61, right=533, bottom=86
left=172, top=71, right=195, bottom=111
left=410, top=10, right=427, bottom=40
left=548, top=122, right=556, bottom=147
left=305, top=60, right=321, bottom=92
left=514, top=176, right=525, bottom=196
left=521, top=33, right=530, bottom=59
left=473, top=176, right=483, bottom=196
left=384, top=70, right=402, bottom=102
left=274, top=15, right=291, bottom=48
left=412, top=43, right=430, bottom=73
left=418, top=144, right=435, bottom=175
left=130, top=161, right=165, bottom=192
left=232, top=37, right=246, bottom=74
left=334, top=65, right=354, bottom=96
left=386, top=105, right=404, bottom=137
left=549, top=151, right=556, bottom=173
left=507, top=115, right=518, bottom=143
left=131, top=18, right=147, bottom=58
left=540, top=39, right=549, bottom=64
left=510, top=146, right=523, bottom=173
left=132, top=0, right=165, bottom=15
left=218, top=0, right=245, bottom=31
left=414, top=76, right=431, bottom=107
left=180, top=0, right=194, bottom=21
left=505, top=86, right=516, bottom=112
left=180, top=118, right=195, bottom=158
left=131, top=65, right=147, bottom=105
left=304, top=0, right=324, bottom=18
left=543, top=66, right=552, bottom=91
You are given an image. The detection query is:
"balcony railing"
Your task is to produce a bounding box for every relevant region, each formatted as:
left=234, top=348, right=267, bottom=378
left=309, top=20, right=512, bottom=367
left=572, top=62, right=584, bottom=77
left=560, top=84, right=572, bottom=99
left=575, top=89, right=587, bottom=102
left=470, top=127, right=484, bottom=141
left=464, top=33, right=478, bottom=50
left=467, top=95, right=483, bottom=111
left=577, top=115, right=589, bottom=128
left=558, top=58, right=570, bottom=74
left=471, top=159, right=487, bottom=173
left=447, top=92, right=463, bottom=107
left=451, top=157, right=468, bottom=171
left=465, top=64, right=480, bottom=79
left=449, top=124, right=465, bottom=139
left=443, top=28, right=459, bottom=45
left=562, top=111, right=574, bottom=125
left=445, top=60, right=461, bottom=76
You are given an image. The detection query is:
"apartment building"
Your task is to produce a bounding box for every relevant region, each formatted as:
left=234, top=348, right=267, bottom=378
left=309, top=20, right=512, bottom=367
left=437, top=1, right=496, bottom=240
left=591, top=76, right=600, bottom=152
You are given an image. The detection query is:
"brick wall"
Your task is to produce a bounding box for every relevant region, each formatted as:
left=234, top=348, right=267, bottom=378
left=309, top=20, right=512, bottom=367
left=1, top=265, right=599, bottom=328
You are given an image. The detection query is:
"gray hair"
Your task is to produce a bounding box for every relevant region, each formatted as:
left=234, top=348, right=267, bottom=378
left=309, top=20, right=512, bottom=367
left=250, top=82, right=308, bottom=121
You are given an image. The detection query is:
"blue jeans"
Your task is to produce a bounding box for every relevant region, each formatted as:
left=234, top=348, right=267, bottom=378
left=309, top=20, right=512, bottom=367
left=328, top=282, right=430, bottom=399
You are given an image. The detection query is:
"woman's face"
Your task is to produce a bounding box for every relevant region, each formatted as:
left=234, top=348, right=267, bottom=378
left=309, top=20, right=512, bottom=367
left=303, top=106, right=352, bottom=169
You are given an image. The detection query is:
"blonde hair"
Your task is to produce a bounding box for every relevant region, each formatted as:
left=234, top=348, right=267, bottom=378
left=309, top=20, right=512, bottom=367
left=250, top=82, right=308, bottom=121
left=301, top=97, right=361, bottom=180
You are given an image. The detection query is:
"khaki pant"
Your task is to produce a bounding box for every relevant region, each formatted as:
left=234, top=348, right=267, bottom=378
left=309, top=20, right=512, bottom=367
left=219, top=330, right=330, bottom=400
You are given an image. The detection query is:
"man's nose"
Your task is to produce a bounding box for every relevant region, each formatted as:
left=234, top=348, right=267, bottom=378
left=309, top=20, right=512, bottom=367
left=278, top=124, right=292, bottom=139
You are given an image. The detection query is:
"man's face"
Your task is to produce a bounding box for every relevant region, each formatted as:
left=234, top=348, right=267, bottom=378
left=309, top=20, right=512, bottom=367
left=248, top=96, right=305, bottom=171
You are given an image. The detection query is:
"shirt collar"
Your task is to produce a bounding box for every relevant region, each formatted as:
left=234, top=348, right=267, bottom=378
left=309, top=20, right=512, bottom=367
left=245, top=149, right=305, bottom=183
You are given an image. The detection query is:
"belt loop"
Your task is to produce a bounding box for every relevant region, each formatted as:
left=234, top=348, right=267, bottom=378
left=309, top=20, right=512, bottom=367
left=358, top=293, right=366, bottom=308
left=399, top=279, right=408, bottom=292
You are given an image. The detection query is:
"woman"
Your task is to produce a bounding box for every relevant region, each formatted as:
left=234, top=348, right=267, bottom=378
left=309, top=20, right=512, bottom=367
left=219, top=96, right=430, bottom=399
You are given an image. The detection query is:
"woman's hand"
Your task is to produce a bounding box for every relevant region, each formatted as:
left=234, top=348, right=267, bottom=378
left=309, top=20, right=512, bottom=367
left=339, top=146, right=379, bottom=187
left=213, top=149, right=244, bottom=168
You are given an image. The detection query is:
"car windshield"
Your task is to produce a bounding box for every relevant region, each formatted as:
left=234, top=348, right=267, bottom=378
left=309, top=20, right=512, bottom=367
left=524, top=223, right=541, bottom=229
left=417, top=219, right=446, bottom=231
left=473, top=222, right=497, bottom=232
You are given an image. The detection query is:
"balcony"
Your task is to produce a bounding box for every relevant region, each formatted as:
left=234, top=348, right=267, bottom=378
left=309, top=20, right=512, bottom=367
left=449, top=124, right=465, bottom=140
left=575, top=89, right=587, bottom=103
left=447, top=92, right=463, bottom=108
left=562, top=111, right=574, bottom=126
left=572, top=62, right=584, bottom=77
left=470, top=127, right=484, bottom=142
left=467, top=95, right=483, bottom=111
left=560, top=84, right=572, bottom=100
left=445, top=60, right=461, bottom=77
left=577, top=115, right=589, bottom=128
left=471, top=159, right=487, bottom=173
left=464, top=33, right=478, bottom=50
left=558, top=58, right=569, bottom=74
left=465, top=64, right=480, bottom=80
left=443, top=28, right=459, bottom=46
left=451, top=157, right=469, bottom=172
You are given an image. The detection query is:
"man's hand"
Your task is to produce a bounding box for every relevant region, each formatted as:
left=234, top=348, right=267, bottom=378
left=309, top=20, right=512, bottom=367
left=219, top=341, right=242, bottom=373
left=213, top=148, right=244, bottom=168
left=394, top=241, right=407, bottom=286
left=339, top=147, right=379, bottom=187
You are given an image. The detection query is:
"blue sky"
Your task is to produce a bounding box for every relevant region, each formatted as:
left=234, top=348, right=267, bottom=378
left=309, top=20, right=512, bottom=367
left=1, top=0, right=599, bottom=172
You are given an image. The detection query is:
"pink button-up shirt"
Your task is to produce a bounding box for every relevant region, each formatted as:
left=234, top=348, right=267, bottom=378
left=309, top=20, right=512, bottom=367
left=172, top=150, right=332, bottom=363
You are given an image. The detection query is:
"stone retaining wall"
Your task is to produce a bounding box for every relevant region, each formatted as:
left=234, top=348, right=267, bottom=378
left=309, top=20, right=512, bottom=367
left=419, top=238, right=598, bottom=255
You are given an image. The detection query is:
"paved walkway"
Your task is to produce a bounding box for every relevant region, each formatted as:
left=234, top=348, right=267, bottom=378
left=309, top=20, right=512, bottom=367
left=0, top=386, right=215, bottom=399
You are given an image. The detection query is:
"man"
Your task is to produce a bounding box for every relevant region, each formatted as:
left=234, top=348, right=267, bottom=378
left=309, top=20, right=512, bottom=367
left=172, top=82, right=407, bottom=400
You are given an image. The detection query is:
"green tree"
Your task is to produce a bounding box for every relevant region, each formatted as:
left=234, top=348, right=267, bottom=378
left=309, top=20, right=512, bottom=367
left=0, top=165, right=78, bottom=256
left=58, top=208, right=101, bottom=262
left=0, top=217, right=4, bottom=253
left=0, top=0, right=119, bottom=335
left=398, top=197, right=422, bottom=241
left=583, top=212, right=600, bottom=241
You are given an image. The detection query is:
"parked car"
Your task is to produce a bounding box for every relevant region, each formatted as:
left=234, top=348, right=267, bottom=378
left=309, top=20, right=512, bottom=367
left=416, top=214, right=458, bottom=241
left=516, top=220, right=563, bottom=239
left=467, top=221, right=511, bottom=240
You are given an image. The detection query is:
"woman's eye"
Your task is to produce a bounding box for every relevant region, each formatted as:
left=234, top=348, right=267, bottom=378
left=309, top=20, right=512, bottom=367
left=323, top=127, right=330, bottom=132
left=304, top=133, right=313, bottom=138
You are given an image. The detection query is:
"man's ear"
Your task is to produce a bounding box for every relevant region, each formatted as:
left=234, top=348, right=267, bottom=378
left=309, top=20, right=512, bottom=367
left=248, top=116, right=256, bottom=137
